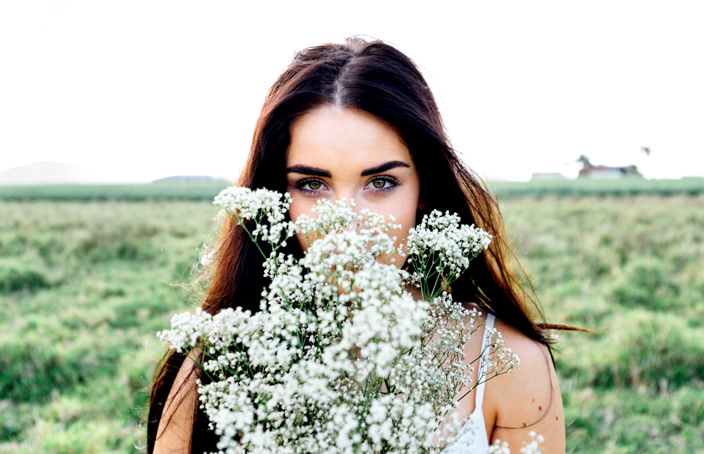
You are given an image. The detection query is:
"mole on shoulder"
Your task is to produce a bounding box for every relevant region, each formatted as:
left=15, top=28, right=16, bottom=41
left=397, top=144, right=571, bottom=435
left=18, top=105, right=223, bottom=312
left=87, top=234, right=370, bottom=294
left=556, top=416, right=559, bottom=421
left=538, top=406, right=542, bottom=411
left=523, top=423, right=527, bottom=427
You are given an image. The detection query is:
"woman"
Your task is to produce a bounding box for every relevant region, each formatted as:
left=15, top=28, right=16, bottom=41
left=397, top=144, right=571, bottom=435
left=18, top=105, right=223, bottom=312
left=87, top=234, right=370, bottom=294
left=148, top=37, right=566, bottom=453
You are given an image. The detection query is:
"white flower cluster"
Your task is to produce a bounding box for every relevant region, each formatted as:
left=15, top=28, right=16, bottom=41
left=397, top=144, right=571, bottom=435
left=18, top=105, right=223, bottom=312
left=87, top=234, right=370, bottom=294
left=213, top=186, right=295, bottom=249
left=405, top=210, right=492, bottom=300
left=158, top=188, right=523, bottom=454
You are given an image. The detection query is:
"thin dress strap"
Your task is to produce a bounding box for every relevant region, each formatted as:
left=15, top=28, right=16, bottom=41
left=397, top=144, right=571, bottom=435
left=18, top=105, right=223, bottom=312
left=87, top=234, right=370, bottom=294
left=475, top=313, right=495, bottom=410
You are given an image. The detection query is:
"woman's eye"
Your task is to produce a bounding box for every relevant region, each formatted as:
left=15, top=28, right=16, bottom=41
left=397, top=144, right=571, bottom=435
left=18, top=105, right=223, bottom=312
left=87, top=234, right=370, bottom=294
left=366, top=177, right=398, bottom=192
left=295, top=179, right=327, bottom=194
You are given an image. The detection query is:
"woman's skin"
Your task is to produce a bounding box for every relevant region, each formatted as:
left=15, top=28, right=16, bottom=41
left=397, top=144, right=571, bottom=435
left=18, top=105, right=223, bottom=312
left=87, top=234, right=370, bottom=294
left=286, top=106, right=422, bottom=269
left=155, top=105, right=565, bottom=452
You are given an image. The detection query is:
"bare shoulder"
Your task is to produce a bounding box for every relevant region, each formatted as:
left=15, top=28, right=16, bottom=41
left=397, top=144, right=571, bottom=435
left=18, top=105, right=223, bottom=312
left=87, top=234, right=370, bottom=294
left=153, top=352, right=199, bottom=454
left=484, top=318, right=566, bottom=452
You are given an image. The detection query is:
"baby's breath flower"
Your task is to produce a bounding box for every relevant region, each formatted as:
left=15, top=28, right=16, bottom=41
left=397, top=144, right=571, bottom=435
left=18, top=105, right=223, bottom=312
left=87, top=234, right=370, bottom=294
left=405, top=210, right=492, bottom=300
left=159, top=190, right=524, bottom=454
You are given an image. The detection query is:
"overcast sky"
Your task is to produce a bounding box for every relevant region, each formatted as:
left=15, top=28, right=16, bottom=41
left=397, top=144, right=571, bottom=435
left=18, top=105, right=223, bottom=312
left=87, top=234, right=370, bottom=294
left=1, top=1, right=703, bottom=182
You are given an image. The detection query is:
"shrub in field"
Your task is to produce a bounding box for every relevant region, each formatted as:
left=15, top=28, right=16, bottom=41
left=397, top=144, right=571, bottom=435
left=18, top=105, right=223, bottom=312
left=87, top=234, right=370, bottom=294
left=23, top=417, right=140, bottom=454
left=561, top=309, right=704, bottom=389
left=0, top=400, right=35, bottom=440
left=71, top=224, right=160, bottom=263
left=0, top=328, right=123, bottom=403
left=611, top=257, right=679, bottom=311
left=562, top=386, right=704, bottom=452
left=613, top=311, right=704, bottom=388
left=0, top=255, right=51, bottom=293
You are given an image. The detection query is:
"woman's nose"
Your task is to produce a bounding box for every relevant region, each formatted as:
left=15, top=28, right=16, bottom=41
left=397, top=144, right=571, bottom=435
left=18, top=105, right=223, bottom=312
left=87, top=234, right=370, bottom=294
left=333, top=188, right=360, bottom=210
left=332, top=188, right=363, bottom=229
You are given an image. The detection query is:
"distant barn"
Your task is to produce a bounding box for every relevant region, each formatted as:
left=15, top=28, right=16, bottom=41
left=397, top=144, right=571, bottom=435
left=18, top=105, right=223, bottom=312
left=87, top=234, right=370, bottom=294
left=577, top=155, right=640, bottom=179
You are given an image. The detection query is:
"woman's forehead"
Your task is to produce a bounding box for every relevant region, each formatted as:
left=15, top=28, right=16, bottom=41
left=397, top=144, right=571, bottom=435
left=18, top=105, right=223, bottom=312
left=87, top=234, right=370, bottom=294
left=287, top=106, right=412, bottom=171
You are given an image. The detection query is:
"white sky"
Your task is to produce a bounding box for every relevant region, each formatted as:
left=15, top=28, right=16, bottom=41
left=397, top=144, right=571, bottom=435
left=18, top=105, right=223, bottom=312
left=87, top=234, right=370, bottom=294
left=1, top=0, right=703, bottom=182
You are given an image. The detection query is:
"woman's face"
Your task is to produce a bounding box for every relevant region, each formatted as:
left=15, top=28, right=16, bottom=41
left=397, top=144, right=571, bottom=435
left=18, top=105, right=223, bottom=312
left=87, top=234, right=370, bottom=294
left=286, top=106, right=422, bottom=268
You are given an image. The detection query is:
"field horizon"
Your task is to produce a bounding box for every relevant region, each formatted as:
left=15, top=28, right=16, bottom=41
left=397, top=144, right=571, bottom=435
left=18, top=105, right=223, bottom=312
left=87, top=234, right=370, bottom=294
left=1, top=176, right=704, bottom=202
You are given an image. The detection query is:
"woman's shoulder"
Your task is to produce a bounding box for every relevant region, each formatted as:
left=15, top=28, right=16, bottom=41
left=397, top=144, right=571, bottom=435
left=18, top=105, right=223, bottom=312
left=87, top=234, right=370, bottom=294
left=459, top=303, right=554, bottom=416
left=458, top=303, right=564, bottom=450
left=483, top=316, right=566, bottom=450
left=485, top=317, right=554, bottom=419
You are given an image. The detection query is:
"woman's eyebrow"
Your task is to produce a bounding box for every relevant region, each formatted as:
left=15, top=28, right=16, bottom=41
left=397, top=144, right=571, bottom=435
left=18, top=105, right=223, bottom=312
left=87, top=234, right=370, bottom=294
left=286, top=165, right=332, bottom=178
left=361, top=160, right=410, bottom=176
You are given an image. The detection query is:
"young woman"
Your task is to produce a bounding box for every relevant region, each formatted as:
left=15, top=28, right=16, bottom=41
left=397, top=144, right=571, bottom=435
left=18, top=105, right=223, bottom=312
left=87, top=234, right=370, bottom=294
left=148, top=37, right=566, bottom=453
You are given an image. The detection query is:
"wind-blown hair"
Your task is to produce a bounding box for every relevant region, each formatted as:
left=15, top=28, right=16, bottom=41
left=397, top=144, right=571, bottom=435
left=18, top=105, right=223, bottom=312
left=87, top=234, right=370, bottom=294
left=147, top=37, right=554, bottom=453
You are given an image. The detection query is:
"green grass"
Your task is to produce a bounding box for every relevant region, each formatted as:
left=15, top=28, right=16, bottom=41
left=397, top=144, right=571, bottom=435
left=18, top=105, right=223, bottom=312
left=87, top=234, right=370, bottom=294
left=0, top=181, right=231, bottom=201
left=0, top=201, right=219, bottom=453
left=490, top=176, right=704, bottom=198
left=501, top=195, right=704, bottom=452
left=1, top=177, right=703, bottom=202
left=1, top=193, right=703, bottom=453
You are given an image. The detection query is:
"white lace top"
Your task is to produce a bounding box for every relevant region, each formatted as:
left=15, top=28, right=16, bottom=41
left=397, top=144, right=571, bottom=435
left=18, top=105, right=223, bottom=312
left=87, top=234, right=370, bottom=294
left=443, top=313, right=495, bottom=453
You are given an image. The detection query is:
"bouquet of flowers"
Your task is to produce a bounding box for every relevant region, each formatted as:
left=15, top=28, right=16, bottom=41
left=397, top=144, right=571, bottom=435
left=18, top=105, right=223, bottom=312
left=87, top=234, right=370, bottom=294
left=158, top=187, right=528, bottom=454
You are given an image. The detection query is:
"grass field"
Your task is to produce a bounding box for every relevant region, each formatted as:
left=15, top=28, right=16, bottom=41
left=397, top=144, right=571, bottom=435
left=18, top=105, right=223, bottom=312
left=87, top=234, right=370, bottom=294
left=0, top=181, right=231, bottom=201
left=0, top=200, right=219, bottom=453
left=1, top=177, right=703, bottom=201
left=1, top=181, right=703, bottom=453
left=502, top=195, right=704, bottom=452
left=490, top=176, right=704, bottom=198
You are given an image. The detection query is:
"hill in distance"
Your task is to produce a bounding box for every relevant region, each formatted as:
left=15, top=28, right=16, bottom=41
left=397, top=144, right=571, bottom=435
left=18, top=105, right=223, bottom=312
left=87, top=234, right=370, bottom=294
left=479, top=172, right=511, bottom=182
left=0, top=161, right=112, bottom=185
left=153, top=175, right=231, bottom=183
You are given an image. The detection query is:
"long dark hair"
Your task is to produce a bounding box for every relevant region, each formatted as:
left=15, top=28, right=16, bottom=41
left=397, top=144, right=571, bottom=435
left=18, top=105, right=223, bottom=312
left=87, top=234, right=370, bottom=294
left=147, top=37, right=558, bottom=453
